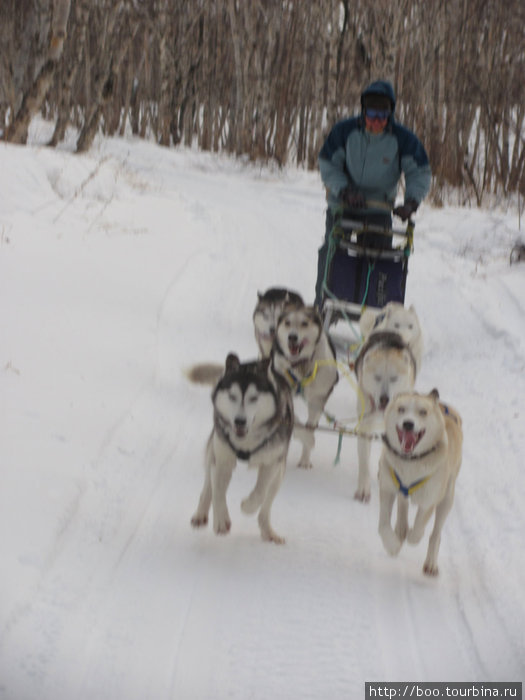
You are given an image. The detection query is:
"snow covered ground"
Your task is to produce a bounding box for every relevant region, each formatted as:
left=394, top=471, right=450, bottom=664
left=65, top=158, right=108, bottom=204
left=1, top=120, right=524, bottom=699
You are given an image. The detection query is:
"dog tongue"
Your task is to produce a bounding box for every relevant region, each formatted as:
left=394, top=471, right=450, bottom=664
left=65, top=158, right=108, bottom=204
left=289, top=339, right=304, bottom=356
left=397, top=427, right=419, bottom=454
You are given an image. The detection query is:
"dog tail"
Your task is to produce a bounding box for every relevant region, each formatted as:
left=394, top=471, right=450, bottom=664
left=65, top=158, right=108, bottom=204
left=184, top=363, right=224, bottom=386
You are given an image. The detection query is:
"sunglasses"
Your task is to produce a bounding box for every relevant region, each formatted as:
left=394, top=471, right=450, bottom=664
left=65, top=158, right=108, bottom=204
left=365, top=108, right=390, bottom=121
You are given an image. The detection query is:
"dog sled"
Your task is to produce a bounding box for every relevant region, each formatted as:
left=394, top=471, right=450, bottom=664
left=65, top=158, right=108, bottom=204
left=320, top=206, right=414, bottom=359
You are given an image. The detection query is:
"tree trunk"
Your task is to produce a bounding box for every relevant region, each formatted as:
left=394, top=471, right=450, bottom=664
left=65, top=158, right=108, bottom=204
left=76, top=4, right=140, bottom=153
left=157, top=0, right=172, bottom=147
left=226, top=0, right=245, bottom=155
left=48, top=0, right=90, bottom=147
left=7, top=0, right=71, bottom=144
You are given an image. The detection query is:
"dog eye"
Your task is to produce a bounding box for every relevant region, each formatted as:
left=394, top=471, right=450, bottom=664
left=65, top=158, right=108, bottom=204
left=418, top=409, right=427, bottom=417
left=397, top=406, right=406, bottom=414
left=301, top=321, right=308, bottom=328
left=247, top=395, right=258, bottom=404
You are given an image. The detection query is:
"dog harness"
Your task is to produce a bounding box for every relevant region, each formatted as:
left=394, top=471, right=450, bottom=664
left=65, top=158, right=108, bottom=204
left=389, top=466, right=431, bottom=498
left=441, top=403, right=460, bottom=424
left=354, top=330, right=417, bottom=379
left=282, top=362, right=319, bottom=395
left=218, top=423, right=281, bottom=462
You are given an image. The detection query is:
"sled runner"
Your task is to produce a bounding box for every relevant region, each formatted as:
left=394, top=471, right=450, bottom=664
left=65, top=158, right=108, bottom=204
left=320, top=208, right=414, bottom=358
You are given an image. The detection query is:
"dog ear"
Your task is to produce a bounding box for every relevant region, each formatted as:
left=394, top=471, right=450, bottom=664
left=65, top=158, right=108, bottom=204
left=225, top=353, right=240, bottom=373
left=429, top=388, right=440, bottom=401
left=294, top=291, right=305, bottom=306
left=306, top=305, right=322, bottom=323
left=286, top=291, right=304, bottom=307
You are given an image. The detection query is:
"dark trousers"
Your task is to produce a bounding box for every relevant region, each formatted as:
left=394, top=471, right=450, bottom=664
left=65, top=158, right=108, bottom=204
left=315, top=209, right=392, bottom=308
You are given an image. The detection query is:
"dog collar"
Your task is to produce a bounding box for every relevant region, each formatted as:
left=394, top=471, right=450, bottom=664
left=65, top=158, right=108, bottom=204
left=382, top=434, right=442, bottom=462
left=218, top=424, right=273, bottom=462
left=274, top=340, right=316, bottom=370
left=389, top=466, right=431, bottom=498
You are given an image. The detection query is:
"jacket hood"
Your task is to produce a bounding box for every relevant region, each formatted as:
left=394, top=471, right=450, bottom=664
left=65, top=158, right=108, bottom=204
left=361, top=80, right=396, bottom=113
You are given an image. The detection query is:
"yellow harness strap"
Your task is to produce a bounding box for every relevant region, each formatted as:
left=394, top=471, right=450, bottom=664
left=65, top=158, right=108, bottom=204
left=284, top=362, right=319, bottom=393
left=390, top=467, right=431, bottom=498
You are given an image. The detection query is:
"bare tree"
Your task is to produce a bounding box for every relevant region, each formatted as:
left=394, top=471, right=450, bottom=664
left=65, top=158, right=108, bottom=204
left=1, top=0, right=523, bottom=201
left=6, top=0, right=70, bottom=144
left=48, top=0, right=90, bottom=146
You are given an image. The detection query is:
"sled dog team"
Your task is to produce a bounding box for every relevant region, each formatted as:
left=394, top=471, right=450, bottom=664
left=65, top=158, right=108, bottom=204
left=187, top=288, right=463, bottom=577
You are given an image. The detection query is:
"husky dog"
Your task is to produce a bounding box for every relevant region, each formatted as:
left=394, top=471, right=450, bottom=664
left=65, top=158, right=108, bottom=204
left=360, top=302, right=423, bottom=376
left=378, top=389, right=463, bottom=576
left=253, top=287, right=304, bottom=358
left=353, top=331, right=416, bottom=502
left=272, top=306, right=338, bottom=469
left=189, top=353, right=293, bottom=543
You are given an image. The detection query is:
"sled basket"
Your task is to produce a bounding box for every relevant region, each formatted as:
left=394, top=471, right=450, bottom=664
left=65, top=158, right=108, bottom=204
left=327, top=242, right=407, bottom=315
left=322, top=216, right=412, bottom=324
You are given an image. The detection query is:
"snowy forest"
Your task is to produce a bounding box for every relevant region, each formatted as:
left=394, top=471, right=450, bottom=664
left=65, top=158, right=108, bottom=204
left=1, top=0, right=524, bottom=206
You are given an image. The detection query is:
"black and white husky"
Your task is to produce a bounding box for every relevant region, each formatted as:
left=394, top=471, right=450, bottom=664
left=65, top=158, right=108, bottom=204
left=253, top=287, right=304, bottom=358
left=272, top=306, right=338, bottom=469
left=188, top=353, right=293, bottom=543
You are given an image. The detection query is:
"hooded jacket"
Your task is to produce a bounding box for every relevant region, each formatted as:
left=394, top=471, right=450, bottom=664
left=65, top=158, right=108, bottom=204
left=319, top=80, right=431, bottom=213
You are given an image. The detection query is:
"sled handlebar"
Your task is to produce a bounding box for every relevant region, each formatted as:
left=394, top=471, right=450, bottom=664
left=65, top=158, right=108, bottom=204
left=338, top=217, right=410, bottom=237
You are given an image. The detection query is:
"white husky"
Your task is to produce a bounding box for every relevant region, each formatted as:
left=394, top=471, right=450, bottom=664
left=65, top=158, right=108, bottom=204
left=353, top=331, right=416, bottom=502
left=360, top=302, right=423, bottom=376
left=188, top=354, right=293, bottom=543
left=378, top=389, right=463, bottom=575
left=272, top=306, right=338, bottom=469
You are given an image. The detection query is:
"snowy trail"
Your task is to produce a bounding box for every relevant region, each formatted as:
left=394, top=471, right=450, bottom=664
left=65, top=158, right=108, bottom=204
left=1, top=124, right=524, bottom=699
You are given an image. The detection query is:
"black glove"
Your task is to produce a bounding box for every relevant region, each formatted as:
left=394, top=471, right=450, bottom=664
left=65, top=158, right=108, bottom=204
left=341, top=185, right=365, bottom=209
left=393, top=199, right=418, bottom=221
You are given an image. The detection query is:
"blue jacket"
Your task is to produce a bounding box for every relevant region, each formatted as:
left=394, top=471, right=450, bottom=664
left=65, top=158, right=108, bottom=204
left=319, top=80, right=431, bottom=213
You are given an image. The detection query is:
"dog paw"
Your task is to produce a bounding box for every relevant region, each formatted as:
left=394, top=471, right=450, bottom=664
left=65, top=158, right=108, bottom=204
left=214, top=517, right=231, bottom=535
left=423, top=560, right=439, bottom=577
left=297, top=458, right=313, bottom=469
left=191, top=513, right=208, bottom=528
left=261, top=528, right=286, bottom=545
left=407, top=527, right=424, bottom=545
left=354, top=488, right=371, bottom=503
left=380, top=528, right=402, bottom=556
